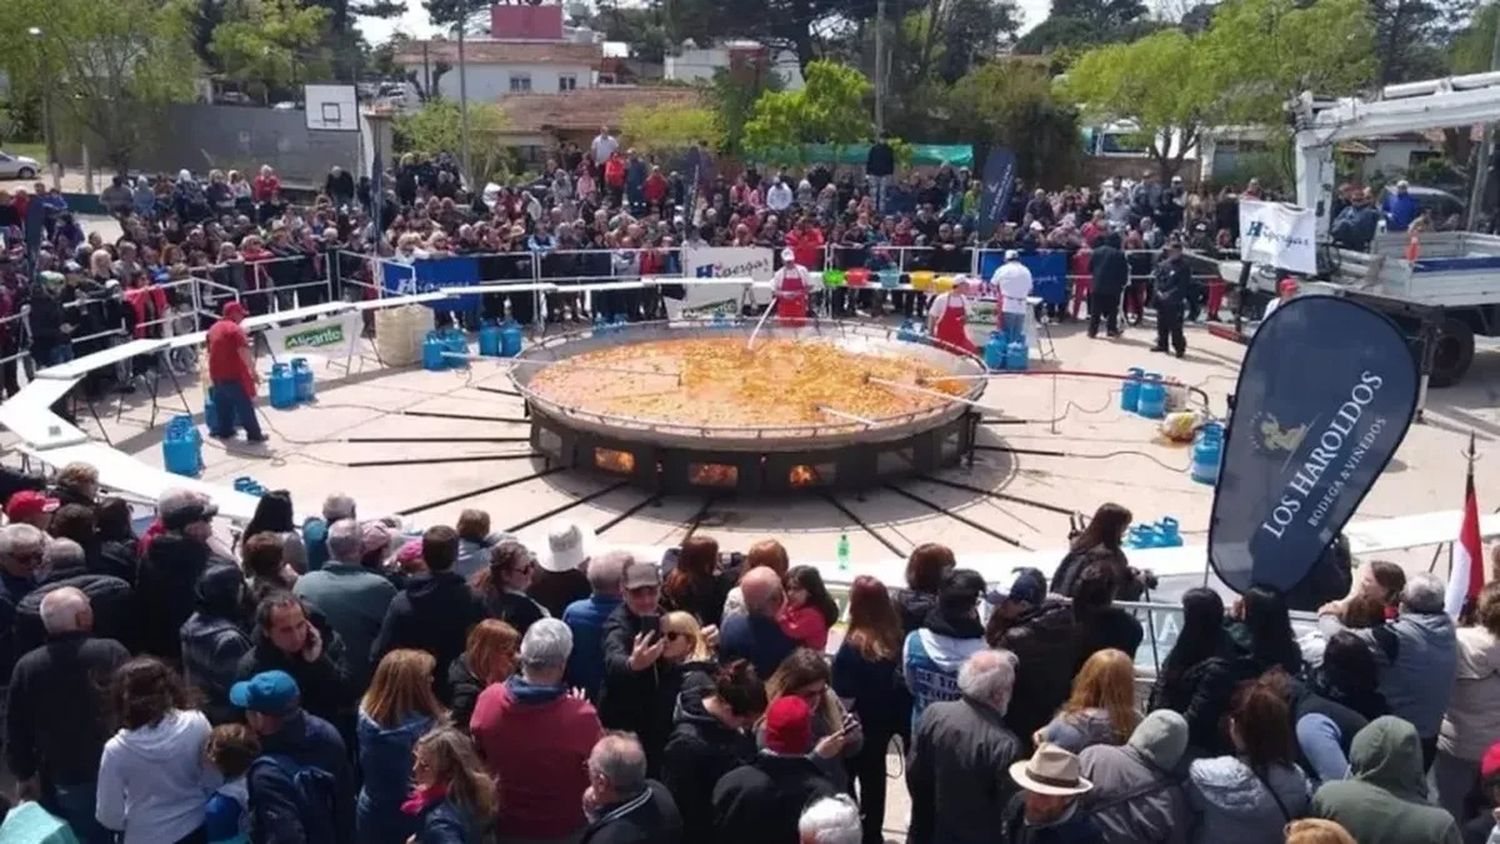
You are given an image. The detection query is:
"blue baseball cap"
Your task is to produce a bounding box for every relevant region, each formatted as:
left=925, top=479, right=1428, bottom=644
left=229, top=670, right=300, bottom=715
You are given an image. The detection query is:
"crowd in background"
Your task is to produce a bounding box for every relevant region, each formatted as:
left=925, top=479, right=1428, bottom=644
left=0, top=463, right=1496, bottom=843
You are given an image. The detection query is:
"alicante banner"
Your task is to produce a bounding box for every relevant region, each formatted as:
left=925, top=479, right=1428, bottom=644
left=262, top=311, right=362, bottom=361
left=1208, top=295, right=1419, bottom=593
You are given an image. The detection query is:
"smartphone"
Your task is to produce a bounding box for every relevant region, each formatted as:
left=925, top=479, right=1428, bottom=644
left=640, top=615, right=661, bottom=636
left=835, top=712, right=860, bottom=737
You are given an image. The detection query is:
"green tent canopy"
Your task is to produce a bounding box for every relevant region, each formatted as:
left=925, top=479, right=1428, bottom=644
left=753, top=143, right=974, bottom=169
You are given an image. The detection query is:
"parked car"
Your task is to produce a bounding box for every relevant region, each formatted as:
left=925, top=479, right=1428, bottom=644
left=1382, top=184, right=1466, bottom=229
left=0, top=150, right=41, bottom=180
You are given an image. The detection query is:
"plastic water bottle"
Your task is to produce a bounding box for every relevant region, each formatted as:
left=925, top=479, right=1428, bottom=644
left=836, top=533, right=850, bottom=572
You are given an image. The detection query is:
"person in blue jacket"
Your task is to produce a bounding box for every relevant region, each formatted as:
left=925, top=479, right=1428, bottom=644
left=1381, top=180, right=1420, bottom=232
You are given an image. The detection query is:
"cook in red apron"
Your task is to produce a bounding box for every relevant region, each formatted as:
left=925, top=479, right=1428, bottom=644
left=928, top=285, right=977, bottom=354
left=772, top=248, right=810, bottom=326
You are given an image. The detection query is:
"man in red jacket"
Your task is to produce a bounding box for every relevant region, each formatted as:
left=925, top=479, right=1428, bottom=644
left=206, top=301, right=264, bottom=441
left=784, top=217, right=825, bottom=270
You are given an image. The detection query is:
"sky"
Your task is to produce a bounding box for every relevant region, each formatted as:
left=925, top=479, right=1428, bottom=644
left=356, top=0, right=1055, bottom=47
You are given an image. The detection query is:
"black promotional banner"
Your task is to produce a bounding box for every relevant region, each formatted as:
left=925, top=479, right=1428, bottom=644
left=976, top=147, right=1017, bottom=236
left=1208, top=296, right=1420, bottom=593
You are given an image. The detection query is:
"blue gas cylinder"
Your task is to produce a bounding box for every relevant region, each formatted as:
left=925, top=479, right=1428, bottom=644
left=984, top=331, right=1008, bottom=371
left=1125, top=523, right=1158, bottom=549
left=898, top=319, right=917, bottom=343
left=422, top=331, right=446, bottom=371
left=1120, top=367, right=1145, bottom=413
left=1191, top=422, right=1225, bottom=485
left=291, top=357, right=314, bottom=403
left=499, top=320, right=523, bottom=357
left=712, top=311, right=728, bottom=329
left=478, top=321, right=503, bottom=357
left=442, top=328, right=467, bottom=365
left=1137, top=373, right=1166, bottom=419
left=612, top=315, right=628, bottom=332
left=1005, top=340, right=1029, bottom=371
left=1156, top=517, right=1183, bottom=547
left=268, top=363, right=297, bottom=409
left=594, top=313, right=608, bottom=335
left=234, top=476, right=266, bottom=497
left=162, top=415, right=202, bottom=477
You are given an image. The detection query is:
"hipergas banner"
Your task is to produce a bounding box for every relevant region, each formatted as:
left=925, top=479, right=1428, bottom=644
left=683, top=246, right=775, bottom=282
left=976, top=250, right=1069, bottom=306
left=262, top=311, right=362, bottom=360
left=1240, top=199, right=1317, bottom=275
left=382, top=256, right=482, bottom=312
left=1208, top=296, right=1419, bottom=593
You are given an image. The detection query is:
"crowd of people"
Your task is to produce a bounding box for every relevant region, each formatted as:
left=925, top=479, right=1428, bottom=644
left=0, top=464, right=1495, bottom=844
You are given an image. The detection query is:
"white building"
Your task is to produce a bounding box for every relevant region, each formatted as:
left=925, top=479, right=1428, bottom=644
left=393, top=40, right=602, bottom=102
left=663, top=40, right=804, bottom=89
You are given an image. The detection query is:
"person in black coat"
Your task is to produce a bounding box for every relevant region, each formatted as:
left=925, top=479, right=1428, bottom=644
left=372, top=526, right=486, bottom=705
left=14, top=539, right=135, bottom=656
left=892, top=543, right=954, bottom=636
left=987, top=569, right=1081, bottom=750
left=1071, top=561, right=1144, bottom=663
left=1087, top=232, right=1129, bottom=339
left=661, top=661, right=766, bottom=843
left=136, top=491, right=231, bottom=660
left=1147, top=587, right=1226, bottom=713
left=1151, top=241, right=1190, bottom=357
left=600, top=560, right=694, bottom=774
left=6, top=585, right=129, bottom=834
left=473, top=541, right=548, bottom=636
left=712, top=695, right=836, bottom=844
left=93, top=497, right=139, bottom=586
left=581, top=734, right=683, bottom=844
left=236, top=592, right=354, bottom=741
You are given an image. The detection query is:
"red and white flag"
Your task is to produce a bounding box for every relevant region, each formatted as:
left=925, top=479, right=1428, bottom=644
left=1446, top=444, right=1484, bottom=618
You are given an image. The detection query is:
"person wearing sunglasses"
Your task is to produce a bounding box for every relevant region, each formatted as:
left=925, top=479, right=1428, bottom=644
left=473, top=541, right=548, bottom=638
left=601, top=560, right=683, bottom=775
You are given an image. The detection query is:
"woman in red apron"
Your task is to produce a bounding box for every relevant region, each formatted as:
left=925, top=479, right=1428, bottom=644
left=772, top=248, right=810, bottom=326
left=928, top=281, right=977, bottom=354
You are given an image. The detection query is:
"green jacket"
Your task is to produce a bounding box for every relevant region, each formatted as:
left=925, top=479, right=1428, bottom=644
left=1312, top=716, right=1461, bottom=844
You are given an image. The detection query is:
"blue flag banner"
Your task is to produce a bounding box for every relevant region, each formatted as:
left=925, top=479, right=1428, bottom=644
left=976, top=251, right=1068, bottom=306
left=976, top=148, right=1017, bottom=237
left=381, top=256, right=482, bottom=313
left=1208, top=296, right=1420, bottom=593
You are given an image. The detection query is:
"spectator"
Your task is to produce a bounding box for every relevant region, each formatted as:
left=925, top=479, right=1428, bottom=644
left=474, top=540, right=548, bottom=635
left=242, top=533, right=297, bottom=602
left=1303, top=631, right=1388, bottom=724
left=1436, top=579, right=1500, bottom=823
left=712, top=695, right=837, bottom=844
left=988, top=567, right=1080, bottom=748
left=531, top=521, right=594, bottom=620
left=325, top=166, right=355, bottom=209
left=7, top=586, right=130, bottom=842
left=95, top=497, right=141, bottom=585
left=137, top=489, right=227, bottom=659
left=1322, top=560, right=1406, bottom=626
left=233, top=669, right=355, bottom=843
left=373, top=525, right=486, bottom=705
left=581, top=732, right=683, bottom=844
left=1148, top=587, right=1225, bottom=712
left=893, top=543, right=953, bottom=635
left=799, top=795, right=862, bottom=844
left=1320, top=571, right=1456, bottom=768
left=1039, top=649, right=1140, bottom=753
left=1187, top=585, right=1303, bottom=755
left=831, top=575, right=911, bottom=844
left=243, top=491, right=307, bottom=573
left=407, top=727, right=497, bottom=843
left=302, top=493, right=357, bottom=571
left=719, top=567, right=798, bottom=681
left=96, top=657, right=216, bottom=844
left=1072, top=562, right=1144, bottom=662
left=1312, top=716, right=1462, bottom=844
left=356, top=649, right=447, bottom=844
left=180, top=564, right=253, bottom=724
left=721, top=539, right=790, bottom=620
left=1077, top=709, right=1192, bottom=844
left=52, top=461, right=100, bottom=509
left=1463, top=743, right=1500, bottom=843
left=448, top=619, right=519, bottom=734
left=763, top=648, right=862, bottom=790
left=1186, top=675, right=1311, bottom=844
left=1151, top=242, right=1190, bottom=358
left=1284, top=819, right=1358, bottom=844
left=294, top=517, right=398, bottom=690
left=599, top=559, right=679, bottom=768
left=779, top=565, right=839, bottom=652
left=1381, top=180, right=1420, bottom=232
left=1052, top=503, right=1144, bottom=600
left=1000, top=744, right=1103, bottom=843
left=471, top=618, right=603, bottom=843
left=907, top=648, right=1022, bottom=844
left=7, top=489, right=59, bottom=531
left=662, top=535, right=728, bottom=627
left=204, top=724, right=259, bottom=844
left=661, top=659, right=766, bottom=843
left=903, top=568, right=988, bottom=729
left=15, top=537, right=135, bottom=656
left=453, top=508, right=508, bottom=580
left=48, top=503, right=102, bottom=572
left=236, top=592, right=352, bottom=734
left=564, top=550, right=629, bottom=700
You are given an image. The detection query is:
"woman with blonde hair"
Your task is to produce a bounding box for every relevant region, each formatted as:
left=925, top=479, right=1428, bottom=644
left=1284, top=819, right=1357, bottom=844
left=1038, top=648, right=1140, bottom=752
left=357, top=649, right=448, bottom=844
left=448, top=619, right=520, bottom=733
left=407, top=727, right=496, bottom=842
left=763, top=648, right=863, bottom=790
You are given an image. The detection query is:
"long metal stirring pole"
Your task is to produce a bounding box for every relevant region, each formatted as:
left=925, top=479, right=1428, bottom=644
left=866, top=375, right=989, bottom=409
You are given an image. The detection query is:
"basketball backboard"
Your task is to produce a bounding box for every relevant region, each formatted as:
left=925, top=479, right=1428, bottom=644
left=304, top=84, right=360, bottom=132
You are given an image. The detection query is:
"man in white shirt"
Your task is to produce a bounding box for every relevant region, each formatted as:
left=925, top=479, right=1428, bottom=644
left=766, top=178, right=793, bottom=213
left=990, top=249, right=1033, bottom=342
left=591, top=127, right=618, bottom=175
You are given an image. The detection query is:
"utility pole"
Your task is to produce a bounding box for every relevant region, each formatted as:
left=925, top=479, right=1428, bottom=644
left=874, top=0, right=885, bottom=133
left=27, top=27, right=58, bottom=190
left=457, top=3, right=472, bottom=189
left=1468, top=8, right=1500, bottom=231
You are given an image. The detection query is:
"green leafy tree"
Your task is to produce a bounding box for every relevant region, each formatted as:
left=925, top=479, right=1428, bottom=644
left=1451, top=2, right=1499, bottom=74
left=0, top=0, right=199, bottom=171
left=1014, top=0, right=1156, bottom=53
left=620, top=102, right=724, bottom=154
left=1370, top=0, right=1475, bottom=84
left=711, top=65, right=785, bottom=157
left=395, top=99, right=512, bottom=183
left=947, top=61, right=1082, bottom=185
left=743, top=60, right=872, bottom=164
left=211, top=0, right=331, bottom=104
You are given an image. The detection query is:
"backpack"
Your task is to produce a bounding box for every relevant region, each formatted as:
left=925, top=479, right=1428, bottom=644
left=251, top=753, right=342, bottom=843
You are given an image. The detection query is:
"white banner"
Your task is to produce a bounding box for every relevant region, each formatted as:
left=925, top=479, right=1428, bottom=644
left=683, top=246, right=776, bottom=282
left=1239, top=199, right=1317, bottom=275
left=260, top=311, right=362, bottom=360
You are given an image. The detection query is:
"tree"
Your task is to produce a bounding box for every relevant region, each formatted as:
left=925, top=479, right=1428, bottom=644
left=0, top=0, right=198, bottom=171
left=946, top=61, right=1082, bottom=184
left=1014, top=0, right=1155, bottom=53
left=1370, top=0, right=1475, bottom=85
left=1450, top=1, right=1499, bottom=75
left=710, top=66, right=785, bottom=157
left=394, top=99, right=512, bottom=183
left=620, top=102, right=724, bottom=154
left=743, top=60, right=872, bottom=163
left=211, top=0, right=331, bottom=104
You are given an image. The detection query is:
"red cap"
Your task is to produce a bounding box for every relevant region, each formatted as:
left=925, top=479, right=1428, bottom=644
left=763, top=696, right=814, bottom=754
left=1482, top=740, right=1500, bottom=779
left=222, top=301, right=248, bottom=321
left=6, top=490, right=59, bottom=521
left=1278, top=278, right=1299, bottom=295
